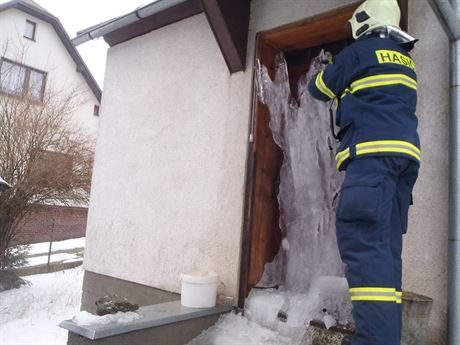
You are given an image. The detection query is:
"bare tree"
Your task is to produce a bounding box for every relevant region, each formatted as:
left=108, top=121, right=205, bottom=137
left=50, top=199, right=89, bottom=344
left=0, top=46, right=94, bottom=269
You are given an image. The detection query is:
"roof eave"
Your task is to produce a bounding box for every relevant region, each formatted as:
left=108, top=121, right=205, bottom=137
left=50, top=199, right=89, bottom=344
left=73, top=0, right=252, bottom=74
left=73, top=0, right=203, bottom=48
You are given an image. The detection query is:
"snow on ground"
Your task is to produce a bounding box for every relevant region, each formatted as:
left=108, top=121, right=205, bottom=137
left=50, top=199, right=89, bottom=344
left=0, top=267, right=83, bottom=345
left=18, top=237, right=85, bottom=268
left=28, top=237, right=85, bottom=256
left=188, top=312, right=292, bottom=345
left=72, top=310, right=142, bottom=326
left=26, top=253, right=81, bottom=266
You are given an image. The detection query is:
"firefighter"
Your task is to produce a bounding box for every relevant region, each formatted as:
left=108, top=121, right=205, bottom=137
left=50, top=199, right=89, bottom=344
left=308, top=0, right=420, bottom=344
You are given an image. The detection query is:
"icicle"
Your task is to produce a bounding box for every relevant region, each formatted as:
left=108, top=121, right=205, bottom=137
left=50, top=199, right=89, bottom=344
left=250, top=51, right=351, bottom=340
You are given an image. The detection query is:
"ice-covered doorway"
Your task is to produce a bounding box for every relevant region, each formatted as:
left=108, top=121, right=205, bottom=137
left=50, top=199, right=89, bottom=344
left=238, top=4, right=358, bottom=306
left=242, top=45, right=354, bottom=344
left=189, top=7, right=361, bottom=343
left=239, top=0, right=408, bottom=306
left=240, top=6, right=360, bottom=344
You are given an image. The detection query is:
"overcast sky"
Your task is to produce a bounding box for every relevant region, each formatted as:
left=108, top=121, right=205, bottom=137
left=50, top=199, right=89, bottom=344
left=2, top=0, right=152, bottom=87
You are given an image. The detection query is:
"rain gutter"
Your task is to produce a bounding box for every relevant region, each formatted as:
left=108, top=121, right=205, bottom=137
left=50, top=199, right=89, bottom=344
left=72, top=0, right=189, bottom=46
left=428, top=1, right=460, bottom=344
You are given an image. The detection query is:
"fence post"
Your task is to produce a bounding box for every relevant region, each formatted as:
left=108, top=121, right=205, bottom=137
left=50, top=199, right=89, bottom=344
left=46, top=218, right=55, bottom=273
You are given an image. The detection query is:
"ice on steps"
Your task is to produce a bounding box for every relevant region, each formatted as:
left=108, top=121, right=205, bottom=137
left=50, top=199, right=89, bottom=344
left=188, top=312, right=292, bottom=345
left=245, top=276, right=351, bottom=341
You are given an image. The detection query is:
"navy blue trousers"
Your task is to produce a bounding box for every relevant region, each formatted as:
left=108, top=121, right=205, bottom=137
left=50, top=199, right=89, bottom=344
left=336, top=157, right=419, bottom=345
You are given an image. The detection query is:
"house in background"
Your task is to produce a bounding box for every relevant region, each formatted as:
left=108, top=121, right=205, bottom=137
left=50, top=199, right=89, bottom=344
left=67, top=0, right=451, bottom=344
left=0, top=0, right=101, bottom=244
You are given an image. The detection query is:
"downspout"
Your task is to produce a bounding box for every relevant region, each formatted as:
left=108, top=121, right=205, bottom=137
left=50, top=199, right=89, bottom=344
left=428, top=1, right=460, bottom=344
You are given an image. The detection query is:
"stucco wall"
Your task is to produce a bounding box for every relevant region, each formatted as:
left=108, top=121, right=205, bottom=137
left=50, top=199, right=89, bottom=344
left=403, top=1, right=449, bottom=343
left=85, top=13, right=249, bottom=298
left=0, top=8, right=99, bottom=136
left=85, top=0, right=448, bottom=343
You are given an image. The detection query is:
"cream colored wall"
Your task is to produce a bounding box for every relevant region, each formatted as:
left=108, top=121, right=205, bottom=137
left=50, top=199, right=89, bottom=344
left=0, top=8, right=99, bottom=136
left=85, top=12, right=248, bottom=300
left=84, top=0, right=448, bottom=343
left=403, top=1, right=449, bottom=343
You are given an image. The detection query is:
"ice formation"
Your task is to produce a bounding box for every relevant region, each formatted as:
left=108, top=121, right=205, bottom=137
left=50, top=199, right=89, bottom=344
left=255, top=51, right=344, bottom=290
left=188, top=312, right=292, bottom=345
left=188, top=52, right=352, bottom=344
left=248, top=51, right=351, bottom=341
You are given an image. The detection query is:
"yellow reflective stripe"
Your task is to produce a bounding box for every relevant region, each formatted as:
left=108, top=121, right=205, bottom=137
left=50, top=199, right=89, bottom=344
left=342, top=74, right=417, bottom=96
left=351, top=296, right=397, bottom=302
left=356, top=140, right=420, bottom=155
left=341, top=88, right=351, bottom=98
left=356, top=140, right=421, bottom=161
left=335, top=147, right=350, bottom=160
left=335, top=148, right=350, bottom=170
left=335, top=140, right=421, bottom=170
left=350, top=287, right=396, bottom=293
left=349, top=288, right=403, bottom=303
left=357, top=147, right=420, bottom=161
left=353, top=79, right=416, bottom=92
left=349, top=287, right=398, bottom=302
left=315, top=71, right=336, bottom=99
left=350, top=74, right=417, bottom=91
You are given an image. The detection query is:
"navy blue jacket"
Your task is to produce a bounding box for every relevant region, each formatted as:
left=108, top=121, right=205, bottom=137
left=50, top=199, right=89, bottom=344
left=308, top=35, right=420, bottom=170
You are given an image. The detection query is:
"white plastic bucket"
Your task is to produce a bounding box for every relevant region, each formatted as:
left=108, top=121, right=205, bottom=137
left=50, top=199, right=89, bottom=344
left=181, top=271, right=219, bottom=308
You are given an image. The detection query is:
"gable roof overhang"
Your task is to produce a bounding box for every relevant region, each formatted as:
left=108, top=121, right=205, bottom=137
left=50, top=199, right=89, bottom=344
left=0, top=0, right=102, bottom=102
left=73, top=0, right=251, bottom=74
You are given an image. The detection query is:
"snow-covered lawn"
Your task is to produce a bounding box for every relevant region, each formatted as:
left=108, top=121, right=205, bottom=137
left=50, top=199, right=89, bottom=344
left=0, top=267, right=83, bottom=345
left=28, top=238, right=85, bottom=256
left=20, top=237, right=85, bottom=269
left=26, top=253, right=82, bottom=267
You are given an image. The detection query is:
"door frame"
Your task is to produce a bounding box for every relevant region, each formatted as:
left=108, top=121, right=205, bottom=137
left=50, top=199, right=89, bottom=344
left=238, top=0, right=409, bottom=307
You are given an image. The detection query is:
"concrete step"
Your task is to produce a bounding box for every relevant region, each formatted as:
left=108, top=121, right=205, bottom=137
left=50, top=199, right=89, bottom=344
left=61, top=301, right=233, bottom=345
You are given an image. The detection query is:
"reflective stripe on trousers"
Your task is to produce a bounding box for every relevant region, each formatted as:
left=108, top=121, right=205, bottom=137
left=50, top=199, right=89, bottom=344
left=349, top=287, right=400, bottom=302
left=336, top=157, right=419, bottom=345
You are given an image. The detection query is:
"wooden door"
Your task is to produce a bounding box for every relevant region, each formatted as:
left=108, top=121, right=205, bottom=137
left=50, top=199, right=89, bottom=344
left=239, top=0, right=408, bottom=307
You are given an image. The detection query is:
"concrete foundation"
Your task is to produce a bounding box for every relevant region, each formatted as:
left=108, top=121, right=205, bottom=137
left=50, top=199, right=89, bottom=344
left=81, top=270, right=180, bottom=314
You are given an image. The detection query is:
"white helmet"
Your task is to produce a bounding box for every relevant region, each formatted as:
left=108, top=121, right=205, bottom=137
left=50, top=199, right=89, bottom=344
left=349, top=0, right=401, bottom=39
